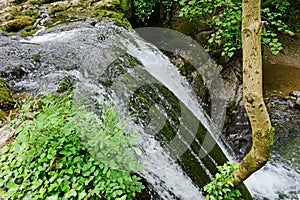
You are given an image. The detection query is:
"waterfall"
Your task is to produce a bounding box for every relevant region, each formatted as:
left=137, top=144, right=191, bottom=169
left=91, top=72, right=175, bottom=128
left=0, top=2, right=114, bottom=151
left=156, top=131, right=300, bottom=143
left=0, top=20, right=251, bottom=199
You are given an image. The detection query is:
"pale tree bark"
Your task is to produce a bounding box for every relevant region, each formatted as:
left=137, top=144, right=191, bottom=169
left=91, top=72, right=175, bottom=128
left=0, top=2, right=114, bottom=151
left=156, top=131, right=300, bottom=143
left=232, top=0, right=274, bottom=185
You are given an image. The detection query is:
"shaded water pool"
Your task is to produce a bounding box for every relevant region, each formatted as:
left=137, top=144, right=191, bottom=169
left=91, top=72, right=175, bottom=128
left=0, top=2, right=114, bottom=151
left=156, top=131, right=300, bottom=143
left=263, top=63, right=300, bottom=97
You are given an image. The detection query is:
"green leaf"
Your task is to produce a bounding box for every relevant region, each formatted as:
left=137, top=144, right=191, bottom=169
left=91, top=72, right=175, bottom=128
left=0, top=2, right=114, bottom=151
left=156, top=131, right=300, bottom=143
left=61, top=182, right=70, bottom=192
left=78, top=191, right=87, bottom=200
left=46, top=194, right=59, bottom=200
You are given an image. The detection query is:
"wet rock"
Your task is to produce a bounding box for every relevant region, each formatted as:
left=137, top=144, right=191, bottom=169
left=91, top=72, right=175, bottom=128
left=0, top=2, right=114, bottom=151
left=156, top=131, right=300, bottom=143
left=290, top=90, right=300, bottom=98
left=266, top=97, right=300, bottom=150
left=224, top=94, right=300, bottom=160
left=223, top=106, right=252, bottom=160
left=295, top=98, right=300, bottom=108
left=285, top=91, right=300, bottom=108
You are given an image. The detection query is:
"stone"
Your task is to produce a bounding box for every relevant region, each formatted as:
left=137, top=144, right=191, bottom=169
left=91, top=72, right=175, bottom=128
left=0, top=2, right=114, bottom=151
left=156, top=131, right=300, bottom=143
left=290, top=90, right=300, bottom=98
left=295, top=98, right=300, bottom=108
left=0, top=125, right=15, bottom=148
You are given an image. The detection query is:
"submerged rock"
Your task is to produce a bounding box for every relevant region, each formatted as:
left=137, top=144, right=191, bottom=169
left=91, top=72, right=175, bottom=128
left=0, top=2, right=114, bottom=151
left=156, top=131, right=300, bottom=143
left=290, top=90, right=300, bottom=98
left=289, top=90, right=300, bottom=107
left=225, top=94, right=300, bottom=160
left=266, top=96, right=300, bottom=149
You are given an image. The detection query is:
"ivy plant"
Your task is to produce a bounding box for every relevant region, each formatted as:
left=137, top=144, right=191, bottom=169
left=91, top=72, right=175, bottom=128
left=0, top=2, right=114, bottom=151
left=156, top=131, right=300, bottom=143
left=203, top=162, right=241, bottom=200
left=0, top=93, right=144, bottom=200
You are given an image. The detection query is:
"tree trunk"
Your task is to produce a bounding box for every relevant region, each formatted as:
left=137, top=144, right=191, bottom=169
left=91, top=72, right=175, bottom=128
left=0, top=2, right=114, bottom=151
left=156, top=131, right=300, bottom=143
left=232, top=0, right=274, bottom=185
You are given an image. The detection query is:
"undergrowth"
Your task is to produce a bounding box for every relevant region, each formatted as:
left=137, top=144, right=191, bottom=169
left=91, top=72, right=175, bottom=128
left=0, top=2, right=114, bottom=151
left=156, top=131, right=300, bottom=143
left=179, top=0, right=297, bottom=57
left=203, top=162, right=241, bottom=200
left=133, top=0, right=298, bottom=57
left=0, top=93, right=144, bottom=200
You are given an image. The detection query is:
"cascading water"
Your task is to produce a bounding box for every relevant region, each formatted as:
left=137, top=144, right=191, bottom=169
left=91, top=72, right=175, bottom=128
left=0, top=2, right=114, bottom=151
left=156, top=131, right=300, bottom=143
left=2, top=19, right=298, bottom=199
left=0, top=20, right=239, bottom=199
left=245, top=97, right=300, bottom=199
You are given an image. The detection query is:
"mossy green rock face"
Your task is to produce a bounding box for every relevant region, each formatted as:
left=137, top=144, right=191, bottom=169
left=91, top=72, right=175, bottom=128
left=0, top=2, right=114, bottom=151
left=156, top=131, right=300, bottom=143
left=0, top=78, right=15, bottom=111
left=0, top=0, right=134, bottom=35
left=95, top=0, right=133, bottom=20
left=0, top=109, right=6, bottom=122
left=1, top=16, right=35, bottom=32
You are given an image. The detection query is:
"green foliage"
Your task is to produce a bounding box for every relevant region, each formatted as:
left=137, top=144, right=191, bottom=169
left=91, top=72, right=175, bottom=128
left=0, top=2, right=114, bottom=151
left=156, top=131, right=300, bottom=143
left=133, top=0, right=158, bottom=22
left=0, top=93, right=144, bottom=199
left=203, top=162, right=241, bottom=200
left=73, top=101, right=144, bottom=172
left=261, top=0, right=296, bottom=55
left=179, top=0, right=298, bottom=57
left=133, top=0, right=173, bottom=23
left=226, top=101, right=238, bottom=116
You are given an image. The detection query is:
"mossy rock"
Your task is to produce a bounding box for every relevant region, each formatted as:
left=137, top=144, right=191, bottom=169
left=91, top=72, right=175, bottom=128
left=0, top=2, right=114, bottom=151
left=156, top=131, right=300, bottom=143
left=0, top=78, right=15, bottom=111
left=94, top=9, right=132, bottom=28
left=1, top=0, right=134, bottom=34
left=11, top=0, right=28, bottom=4
left=20, top=25, right=39, bottom=36
left=29, top=0, right=61, bottom=5
left=95, top=0, right=133, bottom=20
left=0, top=109, right=6, bottom=122
left=1, top=15, right=35, bottom=32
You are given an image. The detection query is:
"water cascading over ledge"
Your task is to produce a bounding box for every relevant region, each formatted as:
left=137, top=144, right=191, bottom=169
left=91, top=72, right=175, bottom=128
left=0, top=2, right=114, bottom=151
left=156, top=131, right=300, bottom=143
left=0, top=20, right=252, bottom=199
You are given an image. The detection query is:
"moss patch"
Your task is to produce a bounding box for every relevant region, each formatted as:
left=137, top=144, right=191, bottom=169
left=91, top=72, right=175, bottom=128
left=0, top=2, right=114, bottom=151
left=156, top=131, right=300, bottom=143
left=0, top=3, right=40, bottom=35
left=46, top=1, right=132, bottom=28
left=94, top=9, right=132, bottom=28
left=0, top=109, right=6, bottom=123
left=1, top=15, right=35, bottom=32
left=0, top=0, right=133, bottom=35
left=0, top=78, right=15, bottom=111
left=20, top=25, right=39, bottom=36
left=29, top=0, right=60, bottom=5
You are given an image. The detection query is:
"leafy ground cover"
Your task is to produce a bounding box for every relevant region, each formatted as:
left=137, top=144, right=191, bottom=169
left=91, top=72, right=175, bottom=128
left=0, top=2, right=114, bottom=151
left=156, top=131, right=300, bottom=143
left=0, top=93, right=144, bottom=200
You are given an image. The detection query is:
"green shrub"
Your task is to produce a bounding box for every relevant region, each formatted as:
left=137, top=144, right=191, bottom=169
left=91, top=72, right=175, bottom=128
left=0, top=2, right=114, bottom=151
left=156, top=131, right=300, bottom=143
left=179, top=0, right=297, bottom=57
left=133, top=0, right=173, bottom=23
left=132, top=0, right=297, bottom=56
left=203, top=162, right=241, bottom=200
left=0, top=93, right=144, bottom=199
left=133, top=0, right=158, bottom=22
